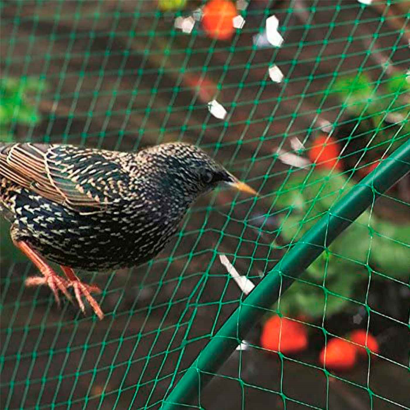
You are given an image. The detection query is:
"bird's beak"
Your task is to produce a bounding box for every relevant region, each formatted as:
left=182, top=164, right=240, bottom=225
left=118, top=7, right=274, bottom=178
left=228, top=177, right=258, bottom=196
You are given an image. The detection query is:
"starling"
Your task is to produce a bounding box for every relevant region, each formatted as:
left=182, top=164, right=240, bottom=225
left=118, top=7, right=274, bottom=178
left=0, top=142, right=256, bottom=319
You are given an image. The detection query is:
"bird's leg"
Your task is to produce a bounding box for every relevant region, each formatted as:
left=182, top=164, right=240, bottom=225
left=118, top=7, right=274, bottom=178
left=15, top=240, right=72, bottom=306
left=60, top=266, right=104, bottom=320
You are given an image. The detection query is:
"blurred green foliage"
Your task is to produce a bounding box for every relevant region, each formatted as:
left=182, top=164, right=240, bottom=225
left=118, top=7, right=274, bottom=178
left=273, top=169, right=410, bottom=318
left=0, top=77, right=45, bottom=142
left=276, top=71, right=410, bottom=318
left=330, top=72, right=409, bottom=153
left=0, top=77, right=46, bottom=263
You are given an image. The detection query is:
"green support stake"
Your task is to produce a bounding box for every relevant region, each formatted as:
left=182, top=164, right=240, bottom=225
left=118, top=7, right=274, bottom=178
left=162, top=140, right=410, bottom=409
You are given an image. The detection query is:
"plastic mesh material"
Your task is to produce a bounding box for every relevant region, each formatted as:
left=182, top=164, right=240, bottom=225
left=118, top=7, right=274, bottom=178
left=1, top=1, right=409, bottom=409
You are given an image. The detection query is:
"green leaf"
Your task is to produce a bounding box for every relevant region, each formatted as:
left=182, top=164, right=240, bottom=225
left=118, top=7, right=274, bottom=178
left=0, top=77, right=44, bottom=126
left=14, top=105, right=41, bottom=125
left=332, top=222, right=372, bottom=267
left=0, top=78, right=19, bottom=92
left=275, top=169, right=368, bottom=222
left=274, top=172, right=308, bottom=213
left=0, top=105, right=11, bottom=125
left=277, top=214, right=310, bottom=243
left=271, top=169, right=407, bottom=318
left=330, top=74, right=376, bottom=114
left=306, top=251, right=339, bottom=280
left=331, top=74, right=374, bottom=99
left=24, top=77, right=48, bottom=93
left=370, top=220, right=410, bottom=279
left=385, top=72, right=410, bottom=96
left=276, top=270, right=358, bottom=318
left=0, top=132, right=15, bottom=143
left=303, top=172, right=355, bottom=213
left=277, top=281, right=326, bottom=317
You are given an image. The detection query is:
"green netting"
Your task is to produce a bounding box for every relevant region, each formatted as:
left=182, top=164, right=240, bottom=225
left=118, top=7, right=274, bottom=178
left=0, top=1, right=409, bottom=409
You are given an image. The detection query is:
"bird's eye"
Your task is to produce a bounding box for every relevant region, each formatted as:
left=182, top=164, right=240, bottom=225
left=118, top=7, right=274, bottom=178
left=201, top=170, right=214, bottom=184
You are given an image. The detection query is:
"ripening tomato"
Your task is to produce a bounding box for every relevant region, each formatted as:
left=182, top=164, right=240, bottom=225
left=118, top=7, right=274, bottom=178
left=319, top=338, right=357, bottom=371
left=309, top=135, right=342, bottom=170
left=350, top=330, right=379, bottom=356
left=202, top=0, right=237, bottom=41
left=261, top=315, right=308, bottom=355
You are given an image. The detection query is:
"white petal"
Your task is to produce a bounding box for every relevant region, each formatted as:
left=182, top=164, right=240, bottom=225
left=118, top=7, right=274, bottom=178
left=233, top=15, right=245, bottom=29
left=208, top=99, right=227, bottom=120
left=290, top=137, right=305, bottom=151
left=319, top=120, right=333, bottom=134
left=181, top=16, right=195, bottom=33
left=174, top=16, right=184, bottom=29
left=219, top=254, right=255, bottom=295
left=276, top=148, right=310, bottom=168
left=266, top=15, right=284, bottom=47
left=268, top=65, right=284, bottom=83
left=267, top=15, right=279, bottom=30
left=358, top=0, right=372, bottom=4
left=175, top=16, right=195, bottom=34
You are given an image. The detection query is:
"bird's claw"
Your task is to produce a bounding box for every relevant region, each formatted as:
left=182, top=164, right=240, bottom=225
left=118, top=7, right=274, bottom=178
left=17, top=242, right=102, bottom=319
left=25, top=272, right=72, bottom=306
left=69, top=281, right=104, bottom=320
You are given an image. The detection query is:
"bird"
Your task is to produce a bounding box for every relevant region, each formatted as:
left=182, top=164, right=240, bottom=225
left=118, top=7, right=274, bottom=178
left=0, top=142, right=257, bottom=319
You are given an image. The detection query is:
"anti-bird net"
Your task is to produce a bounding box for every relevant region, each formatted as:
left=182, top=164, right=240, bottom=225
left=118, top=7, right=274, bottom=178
left=0, top=0, right=409, bottom=409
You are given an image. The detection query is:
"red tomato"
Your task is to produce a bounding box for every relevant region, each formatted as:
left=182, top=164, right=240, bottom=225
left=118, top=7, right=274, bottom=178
left=319, top=338, right=357, bottom=371
left=202, top=0, right=237, bottom=41
left=260, top=315, right=308, bottom=355
left=308, top=135, right=342, bottom=170
left=350, top=330, right=379, bottom=356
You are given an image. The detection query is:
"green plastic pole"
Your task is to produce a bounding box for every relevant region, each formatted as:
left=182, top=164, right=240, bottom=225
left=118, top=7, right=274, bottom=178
left=162, top=140, right=410, bottom=410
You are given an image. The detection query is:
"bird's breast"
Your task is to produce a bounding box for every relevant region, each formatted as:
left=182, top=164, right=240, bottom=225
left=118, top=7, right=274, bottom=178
left=10, top=189, right=187, bottom=271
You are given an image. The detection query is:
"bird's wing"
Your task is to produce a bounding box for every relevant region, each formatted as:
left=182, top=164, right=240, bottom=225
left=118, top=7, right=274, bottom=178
left=0, top=143, right=131, bottom=213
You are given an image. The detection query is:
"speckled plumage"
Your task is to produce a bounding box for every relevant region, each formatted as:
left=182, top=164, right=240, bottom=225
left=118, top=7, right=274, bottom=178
left=1, top=141, right=237, bottom=270
left=0, top=142, right=253, bottom=318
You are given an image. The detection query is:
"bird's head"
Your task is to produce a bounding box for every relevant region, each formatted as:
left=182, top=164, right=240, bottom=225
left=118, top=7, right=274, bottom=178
left=139, top=142, right=257, bottom=201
